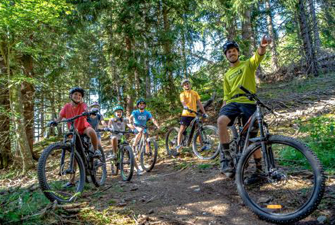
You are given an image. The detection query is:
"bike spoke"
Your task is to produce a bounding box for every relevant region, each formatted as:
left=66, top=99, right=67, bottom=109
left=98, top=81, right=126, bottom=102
left=240, top=142, right=318, bottom=216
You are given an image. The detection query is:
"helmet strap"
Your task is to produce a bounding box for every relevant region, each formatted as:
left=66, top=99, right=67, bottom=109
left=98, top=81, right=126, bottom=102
left=70, top=95, right=80, bottom=105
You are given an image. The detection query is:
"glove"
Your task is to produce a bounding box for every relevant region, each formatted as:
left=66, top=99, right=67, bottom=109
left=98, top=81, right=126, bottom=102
left=183, top=106, right=189, bottom=110
left=104, top=127, right=110, bottom=132
left=203, top=113, right=209, bottom=119
left=48, top=121, right=58, bottom=127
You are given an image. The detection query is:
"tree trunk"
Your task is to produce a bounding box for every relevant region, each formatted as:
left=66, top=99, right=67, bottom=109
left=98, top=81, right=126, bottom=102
left=0, top=79, right=12, bottom=169
left=241, top=8, right=253, bottom=58
left=20, top=54, right=38, bottom=160
left=308, top=0, right=321, bottom=55
left=40, top=91, right=45, bottom=139
left=265, top=0, right=279, bottom=71
left=297, top=0, right=319, bottom=76
left=0, top=43, right=12, bottom=168
left=162, top=3, right=176, bottom=102
left=10, top=84, right=35, bottom=172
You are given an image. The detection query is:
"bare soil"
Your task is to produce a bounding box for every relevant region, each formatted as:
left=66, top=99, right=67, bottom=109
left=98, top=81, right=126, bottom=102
left=82, top=144, right=335, bottom=225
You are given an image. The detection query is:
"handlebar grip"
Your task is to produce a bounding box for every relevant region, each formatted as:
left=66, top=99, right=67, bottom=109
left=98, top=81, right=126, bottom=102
left=239, top=85, right=252, bottom=94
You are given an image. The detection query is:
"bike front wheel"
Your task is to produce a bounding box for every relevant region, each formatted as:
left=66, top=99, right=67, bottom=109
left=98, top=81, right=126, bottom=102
left=236, top=135, right=325, bottom=224
left=91, top=145, right=107, bottom=187
left=120, top=146, right=135, bottom=181
left=192, top=125, right=220, bottom=160
left=165, top=127, right=179, bottom=156
left=140, top=139, right=158, bottom=172
left=37, top=143, right=85, bottom=203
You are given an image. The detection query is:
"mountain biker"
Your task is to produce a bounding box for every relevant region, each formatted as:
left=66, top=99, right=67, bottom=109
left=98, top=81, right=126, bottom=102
left=129, top=98, right=160, bottom=174
left=217, top=35, right=272, bottom=179
left=108, top=105, right=130, bottom=159
left=52, top=87, right=102, bottom=187
left=87, top=101, right=107, bottom=146
left=174, top=79, right=208, bottom=156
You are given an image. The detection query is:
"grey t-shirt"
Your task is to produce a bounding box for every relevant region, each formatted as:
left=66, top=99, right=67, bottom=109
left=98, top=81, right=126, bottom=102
left=109, top=117, right=129, bottom=133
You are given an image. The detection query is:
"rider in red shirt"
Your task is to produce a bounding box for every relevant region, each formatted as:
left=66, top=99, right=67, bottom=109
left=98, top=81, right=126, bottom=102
left=55, top=87, right=102, bottom=187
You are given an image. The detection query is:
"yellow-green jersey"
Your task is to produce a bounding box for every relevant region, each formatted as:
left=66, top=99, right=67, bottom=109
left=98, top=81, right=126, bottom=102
left=223, top=51, right=264, bottom=104
left=180, top=90, right=200, bottom=117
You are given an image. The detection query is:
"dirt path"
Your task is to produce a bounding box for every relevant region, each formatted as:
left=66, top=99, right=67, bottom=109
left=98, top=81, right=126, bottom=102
left=84, top=149, right=334, bottom=225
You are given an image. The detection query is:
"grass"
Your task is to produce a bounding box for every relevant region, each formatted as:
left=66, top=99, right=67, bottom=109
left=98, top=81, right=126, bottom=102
left=258, top=72, right=335, bottom=99
left=0, top=187, right=50, bottom=224
left=284, top=115, right=335, bottom=173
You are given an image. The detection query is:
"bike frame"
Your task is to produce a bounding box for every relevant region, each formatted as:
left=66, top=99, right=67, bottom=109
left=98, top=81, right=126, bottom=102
left=231, top=90, right=275, bottom=175
left=60, top=114, right=94, bottom=176
left=182, top=111, right=203, bottom=147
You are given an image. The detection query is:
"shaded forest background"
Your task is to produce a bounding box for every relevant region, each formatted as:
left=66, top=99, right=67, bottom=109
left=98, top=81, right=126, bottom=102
left=0, top=0, right=335, bottom=172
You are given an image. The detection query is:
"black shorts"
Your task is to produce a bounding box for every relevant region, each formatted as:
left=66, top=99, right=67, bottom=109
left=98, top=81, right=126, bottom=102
left=219, top=102, right=256, bottom=126
left=180, top=116, right=195, bottom=127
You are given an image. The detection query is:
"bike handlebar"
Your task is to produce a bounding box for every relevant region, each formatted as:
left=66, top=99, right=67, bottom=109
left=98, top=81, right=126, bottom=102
left=98, top=128, right=135, bottom=134
left=47, top=111, right=99, bottom=127
left=238, top=85, right=273, bottom=112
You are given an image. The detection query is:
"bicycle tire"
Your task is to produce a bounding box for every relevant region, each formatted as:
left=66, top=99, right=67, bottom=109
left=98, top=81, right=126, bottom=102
left=120, top=146, right=135, bottom=181
left=236, top=135, right=325, bottom=224
left=38, top=143, right=85, bottom=203
left=140, top=139, right=158, bottom=172
left=91, top=145, right=107, bottom=187
left=192, top=125, right=220, bottom=160
left=165, top=127, right=179, bottom=156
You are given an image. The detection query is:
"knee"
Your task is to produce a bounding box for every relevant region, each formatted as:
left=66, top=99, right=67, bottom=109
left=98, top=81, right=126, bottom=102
left=217, top=116, right=229, bottom=128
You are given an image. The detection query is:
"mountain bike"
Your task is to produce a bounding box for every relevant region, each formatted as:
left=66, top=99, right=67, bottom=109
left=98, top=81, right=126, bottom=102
left=132, top=125, right=158, bottom=172
left=227, top=85, right=325, bottom=224
left=38, top=111, right=107, bottom=203
left=165, top=95, right=223, bottom=160
left=100, top=128, right=135, bottom=181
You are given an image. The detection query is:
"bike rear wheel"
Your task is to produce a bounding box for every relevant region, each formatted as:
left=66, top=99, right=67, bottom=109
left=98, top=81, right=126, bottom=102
left=140, top=138, right=158, bottom=172
left=236, top=135, right=325, bottom=224
left=91, top=145, right=107, bottom=187
left=37, top=143, right=85, bottom=203
left=165, top=127, right=179, bottom=156
left=192, top=125, right=220, bottom=160
left=120, top=146, right=135, bottom=181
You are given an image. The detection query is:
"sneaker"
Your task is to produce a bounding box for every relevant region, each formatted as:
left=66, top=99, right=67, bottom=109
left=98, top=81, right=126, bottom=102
left=62, top=181, right=76, bottom=188
left=170, top=145, right=181, bottom=157
left=93, top=150, right=102, bottom=159
left=244, top=172, right=264, bottom=185
left=106, top=152, right=116, bottom=160
left=137, top=169, right=144, bottom=176
left=220, top=151, right=234, bottom=177
left=200, top=144, right=210, bottom=152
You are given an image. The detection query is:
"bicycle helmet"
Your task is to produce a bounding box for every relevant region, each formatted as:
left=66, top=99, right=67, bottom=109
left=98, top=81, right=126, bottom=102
left=113, top=105, right=124, bottom=113
left=136, top=98, right=146, bottom=106
left=181, top=79, right=190, bottom=86
left=223, top=41, right=240, bottom=55
left=89, top=101, right=100, bottom=108
left=69, top=87, right=85, bottom=97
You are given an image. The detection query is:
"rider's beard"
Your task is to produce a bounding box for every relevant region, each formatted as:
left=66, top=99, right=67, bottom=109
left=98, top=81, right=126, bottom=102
left=228, top=55, right=239, bottom=64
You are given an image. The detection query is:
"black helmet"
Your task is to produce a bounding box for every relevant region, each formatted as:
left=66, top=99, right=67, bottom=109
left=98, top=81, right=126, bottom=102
left=69, top=87, right=85, bottom=97
left=223, top=41, right=239, bottom=55
left=136, top=98, right=146, bottom=106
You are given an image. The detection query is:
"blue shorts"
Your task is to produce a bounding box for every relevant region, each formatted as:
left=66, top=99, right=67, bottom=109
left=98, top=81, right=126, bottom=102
left=219, top=102, right=256, bottom=126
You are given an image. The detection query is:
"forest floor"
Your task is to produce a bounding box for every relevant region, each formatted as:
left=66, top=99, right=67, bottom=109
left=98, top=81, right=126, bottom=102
left=1, top=73, right=335, bottom=225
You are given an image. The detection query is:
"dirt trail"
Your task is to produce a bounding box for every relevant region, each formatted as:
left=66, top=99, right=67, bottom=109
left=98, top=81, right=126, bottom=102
left=86, top=148, right=334, bottom=225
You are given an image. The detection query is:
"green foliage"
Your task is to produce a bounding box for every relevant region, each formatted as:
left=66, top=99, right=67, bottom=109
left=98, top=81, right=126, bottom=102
left=295, top=115, right=335, bottom=171
left=0, top=187, right=50, bottom=224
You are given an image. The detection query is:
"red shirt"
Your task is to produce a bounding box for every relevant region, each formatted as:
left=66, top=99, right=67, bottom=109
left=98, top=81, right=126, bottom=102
left=60, top=102, right=91, bottom=134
